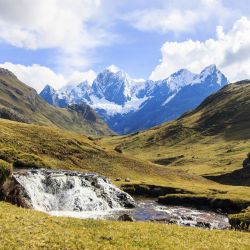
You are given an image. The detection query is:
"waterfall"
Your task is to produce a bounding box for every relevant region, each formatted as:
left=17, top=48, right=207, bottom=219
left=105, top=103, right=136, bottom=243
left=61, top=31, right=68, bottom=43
left=13, top=169, right=135, bottom=212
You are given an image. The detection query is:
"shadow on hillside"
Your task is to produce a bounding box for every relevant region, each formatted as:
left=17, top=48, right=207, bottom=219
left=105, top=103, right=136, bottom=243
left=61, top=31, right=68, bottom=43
left=205, top=168, right=250, bottom=187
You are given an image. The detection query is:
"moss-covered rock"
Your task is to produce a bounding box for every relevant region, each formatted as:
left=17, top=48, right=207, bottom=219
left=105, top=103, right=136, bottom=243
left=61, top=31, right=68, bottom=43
left=0, top=159, right=12, bottom=185
left=158, top=194, right=250, bottom=213
left=122, top=184, right=191, bottom=197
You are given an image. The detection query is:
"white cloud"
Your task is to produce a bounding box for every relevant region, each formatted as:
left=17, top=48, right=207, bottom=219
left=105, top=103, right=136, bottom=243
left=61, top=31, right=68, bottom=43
left=126, top=0, right=233, bottom=34
left=0, top=62, right=97, bottom=92
left=150, top=17, right=250, bottom=82
left=0, top=0, right=114, bottom=70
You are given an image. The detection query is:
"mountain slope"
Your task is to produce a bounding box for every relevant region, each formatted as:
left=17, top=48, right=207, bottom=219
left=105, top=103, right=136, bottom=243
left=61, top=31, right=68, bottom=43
left=0, top=118, right=211, bottom=189
left=0, top=68, right=111, bottom=135
left=102, top=80, right=250, bottom=177
left=40, top=65, right=228, bottom=134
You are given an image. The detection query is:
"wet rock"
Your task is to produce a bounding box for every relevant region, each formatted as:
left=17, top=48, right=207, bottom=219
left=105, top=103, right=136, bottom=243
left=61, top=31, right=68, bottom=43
left=115, top=178, right=121, bottom=181
left=1, top=177, right=32, bottom=208
left=125, top=178, right=130, bottom=182
left=196, top=221, right=211, bottom=228
left=118, top=214, right=135, bottom=222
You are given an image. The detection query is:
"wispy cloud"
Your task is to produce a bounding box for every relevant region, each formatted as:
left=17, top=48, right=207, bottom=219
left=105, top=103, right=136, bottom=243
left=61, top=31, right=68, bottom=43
left=125, top=0, right=234, bottom=34
left=0, top=62, right=96, bottom=92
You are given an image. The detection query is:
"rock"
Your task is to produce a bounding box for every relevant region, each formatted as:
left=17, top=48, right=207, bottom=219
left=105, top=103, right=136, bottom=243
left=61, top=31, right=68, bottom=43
left=100, top=236, right=112, bottom=241
left=196, top=221, right=211, bottom=228
left=118, top=214, right=135, bottom=222
left=125, top=178, right=130, bottom=182
left=115, top=178, right=121, bottom=181
left=114, top=147, right=122, bottom=153
left=242, top=153, right=250, bottom=168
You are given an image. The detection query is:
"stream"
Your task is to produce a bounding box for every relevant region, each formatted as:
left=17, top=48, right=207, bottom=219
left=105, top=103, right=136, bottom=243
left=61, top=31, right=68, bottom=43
left=49, top=198, right=230, bottom=230
left=9, top=169, right=230, bottom=230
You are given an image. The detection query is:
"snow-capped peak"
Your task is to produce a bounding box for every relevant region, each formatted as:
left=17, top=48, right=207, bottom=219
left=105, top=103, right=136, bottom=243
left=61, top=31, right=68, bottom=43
left=199, top=64, right=218, bottom=77
left=40, top=84, right=55, bottom=94
left=193, top=64, right=228, bottom=86
left=164, top=68, right=197, bottom=91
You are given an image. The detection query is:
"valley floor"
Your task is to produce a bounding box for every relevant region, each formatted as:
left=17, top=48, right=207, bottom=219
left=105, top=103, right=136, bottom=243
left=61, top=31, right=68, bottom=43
left=0, top=202, right=250, bottom=250
left=1, top=118, right=250, bottom=249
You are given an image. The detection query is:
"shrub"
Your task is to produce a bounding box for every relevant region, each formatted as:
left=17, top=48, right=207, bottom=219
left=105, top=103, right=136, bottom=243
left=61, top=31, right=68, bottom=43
left=0, top=159, right=13, bottom=185
left=13, top=153, right=50, bottom=169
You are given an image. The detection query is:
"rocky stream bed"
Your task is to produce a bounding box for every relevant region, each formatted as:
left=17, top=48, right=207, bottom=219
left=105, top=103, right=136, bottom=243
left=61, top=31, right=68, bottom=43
left=1, top=169, right=231, bottom=230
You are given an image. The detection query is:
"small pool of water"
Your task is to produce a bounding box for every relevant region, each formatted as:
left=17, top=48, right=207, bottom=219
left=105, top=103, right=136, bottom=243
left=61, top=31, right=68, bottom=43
left=49, top=199, right=230, bottom=230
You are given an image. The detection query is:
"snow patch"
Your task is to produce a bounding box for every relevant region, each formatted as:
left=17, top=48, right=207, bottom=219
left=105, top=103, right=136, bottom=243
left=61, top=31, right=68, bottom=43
left=162, top=93, right=176, bottom=106
left=90, top=95, right=148, bottom=116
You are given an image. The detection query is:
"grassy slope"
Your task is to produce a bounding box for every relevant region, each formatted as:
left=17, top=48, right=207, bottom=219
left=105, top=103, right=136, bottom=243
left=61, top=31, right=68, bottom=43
left=0, top=202, right=250, bottom=250
left=0, top=72, right=111, bottom=135
left=1, top=118, right=250, bottom=208
left=0, top=118, right=209, bottom=189
left=0, top=82, right=249, bottom=247
left=102, top=82, right=250, bottom=178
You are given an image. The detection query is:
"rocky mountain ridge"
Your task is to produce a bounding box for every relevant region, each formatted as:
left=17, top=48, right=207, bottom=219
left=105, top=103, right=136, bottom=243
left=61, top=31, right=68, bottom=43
left=40, top=65, right=229, bottom=134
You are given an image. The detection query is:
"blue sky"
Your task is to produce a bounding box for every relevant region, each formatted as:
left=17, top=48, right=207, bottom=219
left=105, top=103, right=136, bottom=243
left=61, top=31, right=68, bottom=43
left=1, top=0, right=250, bottom=91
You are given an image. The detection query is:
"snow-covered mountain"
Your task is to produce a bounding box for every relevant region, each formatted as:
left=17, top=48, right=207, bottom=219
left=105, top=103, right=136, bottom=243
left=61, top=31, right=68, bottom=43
left=40, top=65, right=229, bottom=134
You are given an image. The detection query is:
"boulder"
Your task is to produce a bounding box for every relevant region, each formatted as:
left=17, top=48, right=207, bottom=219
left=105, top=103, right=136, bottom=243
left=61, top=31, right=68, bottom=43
left=118, top=214, right=135, bottom=222
left=125, top=178, right=130, bottom=182
left=242, top=153, right=250, bottom=168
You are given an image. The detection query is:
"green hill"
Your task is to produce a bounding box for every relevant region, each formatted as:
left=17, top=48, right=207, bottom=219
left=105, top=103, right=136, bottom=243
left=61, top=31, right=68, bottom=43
left=108, top=81, right=250, bottom=178
left=98, top=81, right=250, bottom=229
left=0, top=68, right=111, bottom=136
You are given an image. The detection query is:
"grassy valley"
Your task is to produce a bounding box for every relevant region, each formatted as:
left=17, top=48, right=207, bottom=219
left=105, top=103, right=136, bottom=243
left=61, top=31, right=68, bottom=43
left=103, top=81, right=250, bottom=178
left=0, top=78, right=250, bottom=248
left=98, top=81, right=250, bottom=230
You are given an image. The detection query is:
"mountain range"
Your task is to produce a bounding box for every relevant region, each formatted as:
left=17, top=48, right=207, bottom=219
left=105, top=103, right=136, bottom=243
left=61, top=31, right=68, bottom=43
left=0, top=68, right=111, bottom=136
left=40, top=65, right=229, bottom=134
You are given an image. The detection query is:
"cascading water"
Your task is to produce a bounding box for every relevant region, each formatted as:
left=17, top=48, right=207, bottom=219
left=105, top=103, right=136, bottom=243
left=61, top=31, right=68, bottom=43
left=12, top=169, right=135, bottom=212
left=6, top=169, right=230, bottom=230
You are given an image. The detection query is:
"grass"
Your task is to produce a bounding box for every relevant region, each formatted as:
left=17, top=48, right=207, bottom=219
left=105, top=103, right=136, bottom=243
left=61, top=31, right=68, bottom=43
left=1, top=118, right=250, bottom=207
left=0, top=80, right=250, bottom=247
left=230, top=206, right=250, bottom=231
left=0, top=159, right=12, bottom=185
left=1, top=117, right=250, bottom=234
left=0, top=202, right=250, bottom=250
left=0, top=118, right=210, bottom=188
